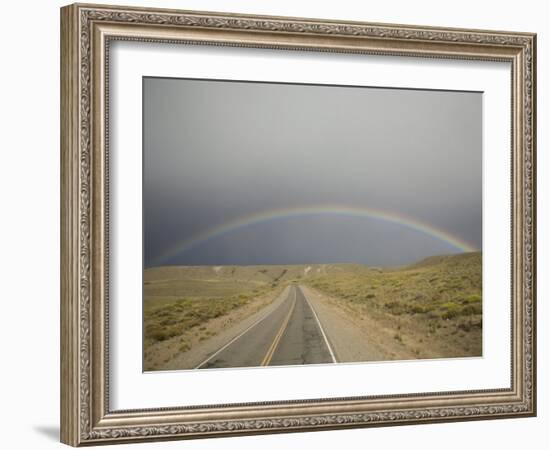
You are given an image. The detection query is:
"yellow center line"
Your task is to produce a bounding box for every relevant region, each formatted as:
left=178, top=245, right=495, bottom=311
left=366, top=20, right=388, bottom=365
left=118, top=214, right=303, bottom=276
left=261, top=287, right=297, bottom=366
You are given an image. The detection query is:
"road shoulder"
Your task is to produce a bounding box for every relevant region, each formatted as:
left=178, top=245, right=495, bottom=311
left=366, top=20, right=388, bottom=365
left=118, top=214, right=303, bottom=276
left=300, top=285, right=418, bottom=362
left=162, top=286, right=292, bottom=370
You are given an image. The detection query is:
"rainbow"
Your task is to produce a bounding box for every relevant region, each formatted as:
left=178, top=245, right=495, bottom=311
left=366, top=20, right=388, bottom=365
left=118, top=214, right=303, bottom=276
left=150, top=205, right=478, bottom=266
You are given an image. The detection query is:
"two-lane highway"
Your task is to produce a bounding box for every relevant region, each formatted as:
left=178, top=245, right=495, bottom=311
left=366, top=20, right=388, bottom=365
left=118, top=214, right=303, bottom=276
left=196, top=285, right=336, bottom=369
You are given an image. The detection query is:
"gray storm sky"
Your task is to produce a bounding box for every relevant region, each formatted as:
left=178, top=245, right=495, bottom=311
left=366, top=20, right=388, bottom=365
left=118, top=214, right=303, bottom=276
left=144, top=77, right=482, bottom=267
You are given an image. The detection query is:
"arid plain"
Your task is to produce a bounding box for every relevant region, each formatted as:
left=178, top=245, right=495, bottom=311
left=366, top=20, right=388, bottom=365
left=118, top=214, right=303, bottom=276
left=143, top=252, right=482, bottom=371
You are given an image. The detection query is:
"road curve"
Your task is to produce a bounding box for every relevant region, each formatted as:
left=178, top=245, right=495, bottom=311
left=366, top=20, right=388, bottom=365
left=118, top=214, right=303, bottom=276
left=197, top=285, right=336, bottom=369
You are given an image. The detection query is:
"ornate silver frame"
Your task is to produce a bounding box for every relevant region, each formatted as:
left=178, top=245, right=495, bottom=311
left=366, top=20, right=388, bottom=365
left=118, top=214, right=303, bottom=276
left=60, top=3, right=536, bottom=446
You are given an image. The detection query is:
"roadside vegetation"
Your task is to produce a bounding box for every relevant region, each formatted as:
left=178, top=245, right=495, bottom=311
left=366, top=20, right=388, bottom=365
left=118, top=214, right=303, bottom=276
left=144, top=288, right=271, bottom=347
left=305, top=252, right=482, bottom=358
left=143, top=265, right=291, bottom=370
left=143, top=254, right=482, bottom=369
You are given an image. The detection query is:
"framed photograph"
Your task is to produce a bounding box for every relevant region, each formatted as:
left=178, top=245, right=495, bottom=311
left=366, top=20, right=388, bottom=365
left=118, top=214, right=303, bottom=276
left=60, top=3, right=537, bottom=446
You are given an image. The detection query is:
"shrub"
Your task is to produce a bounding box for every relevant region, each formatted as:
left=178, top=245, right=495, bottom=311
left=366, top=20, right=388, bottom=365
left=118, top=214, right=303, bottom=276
left=462, top=294, right=482, bottom=304
left=179, top=342, right=190, bottom=352
left=441, top=302, right=461, bottom=319
left=384, top=301, right=406, bottom=315
left=159, top=317, right=178, bottom=326
left=408, top=304, right=428, bottom=314
left=461, top=303, right=482, bottom=315
left=146, top=324, right=180, bottom=342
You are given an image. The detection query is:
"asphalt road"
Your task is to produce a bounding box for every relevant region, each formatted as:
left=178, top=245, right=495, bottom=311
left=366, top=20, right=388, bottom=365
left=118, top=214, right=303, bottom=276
left=197, top=285, right=336, bottom=369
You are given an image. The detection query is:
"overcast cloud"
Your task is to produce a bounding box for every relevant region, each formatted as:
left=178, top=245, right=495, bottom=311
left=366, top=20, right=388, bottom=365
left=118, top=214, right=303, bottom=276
left=144, top=77, right=482, bottom=267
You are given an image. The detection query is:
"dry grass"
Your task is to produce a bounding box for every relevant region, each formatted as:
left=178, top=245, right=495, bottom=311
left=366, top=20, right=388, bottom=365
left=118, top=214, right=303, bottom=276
left=143, top=254, right=482, bottom=369
left=144, top=295, right=251, bottom=344
left=305, top=252, right=482, bottom=358
left=143, top=265, right=293, bottom=369
left=143, top=263, right=348, bottom=349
